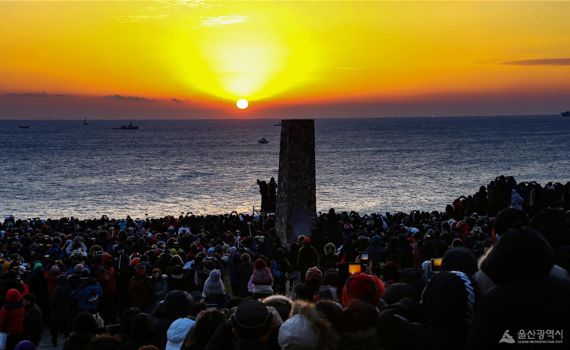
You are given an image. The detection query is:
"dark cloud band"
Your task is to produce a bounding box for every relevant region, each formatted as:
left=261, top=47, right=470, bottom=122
left=504, top=58, right=570, bottom=66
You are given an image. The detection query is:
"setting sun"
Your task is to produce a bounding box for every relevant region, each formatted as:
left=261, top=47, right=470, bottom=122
left=1, top=1, right=569, bottom=118
left=236, top=99, right=249, bottom=110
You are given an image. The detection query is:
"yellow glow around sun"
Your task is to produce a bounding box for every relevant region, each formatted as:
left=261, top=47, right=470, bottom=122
left=2, top=1, right=570, bottom=112
left=168, top=3, right=319, bottom=104
left=236, top=99, right=248, bottom=109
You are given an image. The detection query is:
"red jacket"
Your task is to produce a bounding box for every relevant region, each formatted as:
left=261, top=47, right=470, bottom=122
left=129, top=276, right=153, bottom=307
left=0, top=289, right=25, bottom=335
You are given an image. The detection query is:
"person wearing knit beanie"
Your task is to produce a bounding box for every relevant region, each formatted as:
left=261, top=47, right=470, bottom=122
left=422, top=271, right=477, bottom=331
left=254, top=258, right=267, bottom=270
left=421, top=271, right=478, bottom=350
left=248, top=259, right=274, bottom=295
left=341, top=273, right=385, bottom=307
left=202, top=269, right=225, bottom=298
left=441, top=247, right=478, bottom=276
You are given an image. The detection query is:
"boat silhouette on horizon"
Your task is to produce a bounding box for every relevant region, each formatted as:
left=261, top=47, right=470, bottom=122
left=113, top=122, right=139, bottom=130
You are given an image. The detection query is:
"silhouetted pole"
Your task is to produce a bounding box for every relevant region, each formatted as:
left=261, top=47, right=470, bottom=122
left=275, top=119, right=317, bottom=247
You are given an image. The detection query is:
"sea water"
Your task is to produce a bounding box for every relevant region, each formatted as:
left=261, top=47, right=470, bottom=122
left=1, top=116, right=569, bottom=218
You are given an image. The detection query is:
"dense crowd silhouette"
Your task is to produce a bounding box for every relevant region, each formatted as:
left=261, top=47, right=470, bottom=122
left=1, top=176, right=570, bottom=350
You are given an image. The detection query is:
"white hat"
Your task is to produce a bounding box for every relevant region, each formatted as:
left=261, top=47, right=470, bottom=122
left=165, top=317, right=195, bottom=350
left=278, top=314, right=319, bottom=350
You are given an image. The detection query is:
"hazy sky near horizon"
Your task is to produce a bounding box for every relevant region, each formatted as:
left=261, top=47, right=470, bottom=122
left=1, top=1, right=570, bottom=119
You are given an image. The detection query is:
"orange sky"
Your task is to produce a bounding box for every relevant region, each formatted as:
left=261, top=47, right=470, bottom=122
left=1, top=1, right=570, bottom=118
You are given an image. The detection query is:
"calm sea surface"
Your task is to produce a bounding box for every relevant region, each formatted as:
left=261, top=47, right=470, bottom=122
left=1, top=116, right=569, bottom=219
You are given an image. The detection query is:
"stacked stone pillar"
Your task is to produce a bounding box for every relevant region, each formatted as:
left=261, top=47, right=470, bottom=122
left=275, top=119, right=317, bottom=247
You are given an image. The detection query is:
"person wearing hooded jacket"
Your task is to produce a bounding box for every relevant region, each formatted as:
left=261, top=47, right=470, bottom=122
left=94, top=252, right=117, bottom=324
left=421, top=270, right=478, bottom=350
left=72, top=277, right=102, bottom=314
left=150, top=267, right=168, bottom=307
left=466, top=227, right=570, bottom=350
left=297, top=238, right=318, bottom=282
left=50, top=275, right=72, bottom=347
left=319, top=243, right=338, bottom=272
left=149, top=290, right=193, bottom=346
left=129, top=265, right=153, bottom=313
left=0, top=288, right=25, bottom=350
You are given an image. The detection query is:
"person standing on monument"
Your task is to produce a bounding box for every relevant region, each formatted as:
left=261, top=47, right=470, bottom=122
left=257, top=179, right=268, bottom=212
left=267, top=177, right=277, bottom=213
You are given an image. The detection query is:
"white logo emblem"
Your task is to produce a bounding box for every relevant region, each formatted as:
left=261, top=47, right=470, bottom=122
left=500, top=330, right=516, bottom=344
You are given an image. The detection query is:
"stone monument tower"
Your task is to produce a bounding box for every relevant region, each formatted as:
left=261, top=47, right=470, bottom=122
left=275, top=119, right=317, bottom=247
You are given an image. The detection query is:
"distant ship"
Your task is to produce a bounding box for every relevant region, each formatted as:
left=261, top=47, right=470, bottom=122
left=18, top=126, right=30, bottom=129
left=113, top=122, right=139, bottom=130
left=83, top=118, right=89, bottom=125
left=258, top=138, right=269, bottom=144
left=562, top=111, right=570, bottom=117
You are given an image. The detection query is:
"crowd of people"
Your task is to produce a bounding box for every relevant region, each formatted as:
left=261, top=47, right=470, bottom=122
left=0, top=176, right=569, bottom=350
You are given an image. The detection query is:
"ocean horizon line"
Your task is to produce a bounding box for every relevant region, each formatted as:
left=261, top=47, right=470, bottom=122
left=0, top=113, right=563, bottom=122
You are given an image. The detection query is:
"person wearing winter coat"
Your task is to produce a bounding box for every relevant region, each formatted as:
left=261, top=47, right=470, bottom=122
left=365, top=235, right=385, bottom=274
left=247, top=259, right=273, bottom=296
left=129, top=265, right=154, bottom=313
left=50, top=275, right=72, bottom=347
left=94, top=252, right=117, bottom=324
left=204, top=299, right=279, bottom=350
left=149, top=290, right=193, bottom=346
left=297, top=238, right=318, bottom=282
left=278, top=300, right=338, bottom=350
left=0, top=271, right=29, bottom=303
left=422, top=271, right=478, bottom=350
left=0, top=288, right=25, bottom=350
left=202, top=270, right=227, bottom=307
left=151, top=268, right=168, bottom=306
left=270, top=248, right=291, bottom=295
left=319, top=243, right=338, bottom=272
left=72, top=277, right=102, bottom=314
left=228, top=253, right=242, bottom=297
left=234, top=254, right=253, bottom=297
left=45, top=265, right=60, bottom=302
left=28, top=265, right=48, bottom=326
left=22, top=294, right=42, bottom=346
left=167, top=265, right=187, bottom=292
left=467, top=227, right=570, bottom=350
